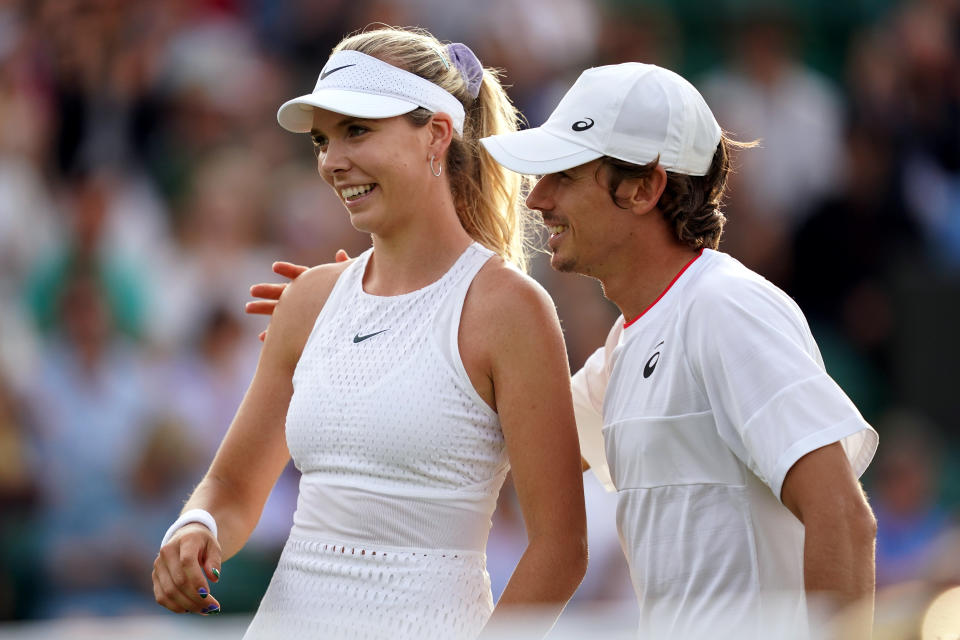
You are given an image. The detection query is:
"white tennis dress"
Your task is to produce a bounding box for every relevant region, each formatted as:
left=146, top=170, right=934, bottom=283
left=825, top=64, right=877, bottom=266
left=243, top=243, right=507, bottom=640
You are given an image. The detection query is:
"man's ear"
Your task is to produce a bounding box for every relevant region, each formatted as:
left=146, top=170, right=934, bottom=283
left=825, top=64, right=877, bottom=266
left=615, top=165, right=668, bottom=216
left=425, top=112, right=454, bottom=159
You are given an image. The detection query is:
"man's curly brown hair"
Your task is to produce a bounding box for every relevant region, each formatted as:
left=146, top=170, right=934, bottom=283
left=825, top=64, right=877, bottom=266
left=596, top=134, right=752, bottom=250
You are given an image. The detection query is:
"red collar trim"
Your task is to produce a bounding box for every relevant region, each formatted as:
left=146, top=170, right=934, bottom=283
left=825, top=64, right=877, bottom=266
left=623, top=248, right=705, bottom=329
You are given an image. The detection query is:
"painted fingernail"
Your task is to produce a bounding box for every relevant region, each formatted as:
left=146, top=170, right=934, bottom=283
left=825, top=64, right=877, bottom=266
left=208, top=607, right=221, bottom=614
left=198, top=587, right=208, bottom=598
left=212, top=568, right=220, bottom=580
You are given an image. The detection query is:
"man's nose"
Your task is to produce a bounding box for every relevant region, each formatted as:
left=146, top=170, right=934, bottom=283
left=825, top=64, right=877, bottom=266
left=525, top=177, right=552, bottom=212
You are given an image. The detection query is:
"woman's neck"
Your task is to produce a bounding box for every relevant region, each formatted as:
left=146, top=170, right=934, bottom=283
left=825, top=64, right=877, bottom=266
left=363, top=203, right=475, bottom=296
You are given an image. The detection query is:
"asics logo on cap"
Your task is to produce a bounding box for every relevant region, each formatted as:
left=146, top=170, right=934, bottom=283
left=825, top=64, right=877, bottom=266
left=320, top=64, right=356, bottom=81
left=572, top=118, right=595, bottom=132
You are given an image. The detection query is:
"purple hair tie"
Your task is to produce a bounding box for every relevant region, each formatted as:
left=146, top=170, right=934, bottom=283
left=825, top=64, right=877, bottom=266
left=445, top=43, right=483, bottom=100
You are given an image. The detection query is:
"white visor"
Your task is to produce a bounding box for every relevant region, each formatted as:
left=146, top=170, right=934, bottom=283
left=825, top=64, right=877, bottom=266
left=277, top=50, right=466, bottom=135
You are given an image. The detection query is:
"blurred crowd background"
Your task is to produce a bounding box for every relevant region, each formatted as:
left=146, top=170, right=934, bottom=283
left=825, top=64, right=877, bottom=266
left=0, top=0, right=958, bottom=636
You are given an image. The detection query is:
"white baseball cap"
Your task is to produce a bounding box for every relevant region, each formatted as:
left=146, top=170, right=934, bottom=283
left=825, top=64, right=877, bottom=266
left=480, top=63, right=721, bottom=176
left=277, top=50, right=466, bottom=135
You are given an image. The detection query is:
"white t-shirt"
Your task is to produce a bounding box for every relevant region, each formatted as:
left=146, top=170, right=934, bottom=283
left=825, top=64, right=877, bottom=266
left=571, top=249, right=878, bottom=639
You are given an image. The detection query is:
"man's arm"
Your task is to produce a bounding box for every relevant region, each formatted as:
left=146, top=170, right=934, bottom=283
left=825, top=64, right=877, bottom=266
left=571, top=346, right=614, bottom=486
left=781, top=441, right=877, bottom=639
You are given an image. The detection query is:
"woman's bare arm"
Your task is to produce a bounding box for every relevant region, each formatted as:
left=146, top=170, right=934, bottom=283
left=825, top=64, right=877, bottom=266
left=463, top=263, right=588, bottom=635
left=153, top=262, right=347, bottom=615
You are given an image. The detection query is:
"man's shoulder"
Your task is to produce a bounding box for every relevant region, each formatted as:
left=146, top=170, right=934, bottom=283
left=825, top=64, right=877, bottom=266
left=686, top=251, right=799, bottom=315
left=679, top=252, right=813, bottom=351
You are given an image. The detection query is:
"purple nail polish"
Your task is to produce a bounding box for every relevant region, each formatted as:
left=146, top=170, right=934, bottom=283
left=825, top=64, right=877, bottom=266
left=198, top=587, right=208, bottom=598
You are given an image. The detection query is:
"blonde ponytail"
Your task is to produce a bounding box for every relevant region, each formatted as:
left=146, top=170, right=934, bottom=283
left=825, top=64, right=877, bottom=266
left=335, top=27, right=533, bottom=270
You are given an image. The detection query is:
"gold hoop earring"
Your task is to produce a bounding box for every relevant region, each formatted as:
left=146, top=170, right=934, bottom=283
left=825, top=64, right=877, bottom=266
left=430, top=155, right=442, bottom=177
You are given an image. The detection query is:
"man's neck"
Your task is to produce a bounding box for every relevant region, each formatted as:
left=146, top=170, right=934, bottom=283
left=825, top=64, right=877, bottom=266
left=599, top=242, right=702, bottom=324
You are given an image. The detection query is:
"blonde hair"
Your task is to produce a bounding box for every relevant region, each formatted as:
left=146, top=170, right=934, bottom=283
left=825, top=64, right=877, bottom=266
left=334, top=27, right=532, bottom=270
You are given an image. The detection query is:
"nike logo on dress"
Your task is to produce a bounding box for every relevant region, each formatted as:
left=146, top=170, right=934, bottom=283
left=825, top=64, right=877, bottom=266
left=353, top=329, right=389, bottom=343
left=321, top=64, right=356, bottom=80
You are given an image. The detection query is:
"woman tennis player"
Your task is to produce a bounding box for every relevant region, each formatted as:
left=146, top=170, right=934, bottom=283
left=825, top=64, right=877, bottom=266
left=151, top=26, right=587, bottom=640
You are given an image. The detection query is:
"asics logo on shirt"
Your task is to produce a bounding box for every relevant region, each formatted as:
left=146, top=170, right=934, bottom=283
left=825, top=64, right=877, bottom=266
left=353, top=329, right=389, bottom=343
left=572, top=118, right=595, bottom=131
left=320, top=64, right=356, bottom=80
left=643, top=341, right=664, bottom=378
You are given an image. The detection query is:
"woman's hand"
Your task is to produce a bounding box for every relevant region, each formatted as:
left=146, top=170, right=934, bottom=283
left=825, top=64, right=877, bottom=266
left=152, top=523, right=223, bottom=615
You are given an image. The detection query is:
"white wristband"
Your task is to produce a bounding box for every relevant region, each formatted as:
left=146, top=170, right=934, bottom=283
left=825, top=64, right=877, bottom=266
left=161, top=508, right=219, bottom=548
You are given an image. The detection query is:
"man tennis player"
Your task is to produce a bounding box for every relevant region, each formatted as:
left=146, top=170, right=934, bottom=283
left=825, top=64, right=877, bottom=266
left=478, top=63, right=878, bottom=639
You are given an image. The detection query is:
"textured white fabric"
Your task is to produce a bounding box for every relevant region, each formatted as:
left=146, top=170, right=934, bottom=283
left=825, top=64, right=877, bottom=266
left=571, top=249, right=878, bottom=639
left=245, top=533, right=492, bottom=640
left=245, top=243, right=506, bottom=639
left=277, top=50, right=466, bottom=134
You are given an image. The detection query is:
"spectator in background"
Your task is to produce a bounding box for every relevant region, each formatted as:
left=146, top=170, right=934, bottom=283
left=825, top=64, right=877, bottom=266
left=841, top=0, right=960, bottom=437
left=790, top=123, right=922, bottom=418
left=23, top=169, right=148, bottom=340
left=0, top=5, right=63, bottom=389
left=869, top=409, right=960, bottom=636
left=870, top=409, right=960, bottom=589
left=844, top=0, right=960, bottom=273
left=0, top=12, right=60, bottom=290
left=701, top=7, right=844, bottom=285
left=152, top=306, right=258, bottom=461
left=25, top=271, right=156, bottom=617
left=845, top=1, right=960, bottom=270
left=148, top=6, right=287, bottom=201
left=250, top=0, right=363, bottom=92
left=595, top=3, right=682, bottom=69
left=40, top=0, right=153, bottom=174
left=891, top=0, right=960, bottom=270
left=0, top=373, right=41, bottom=621
left=168, top=148, right=277, bottom=341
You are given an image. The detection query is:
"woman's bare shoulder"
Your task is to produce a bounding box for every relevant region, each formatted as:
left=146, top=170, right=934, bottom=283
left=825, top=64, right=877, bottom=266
left=469, top=257, right=556, bottom=320
left=461, top=257, right=561, bottom=355
left=267, top=259, right=355, bottom=364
